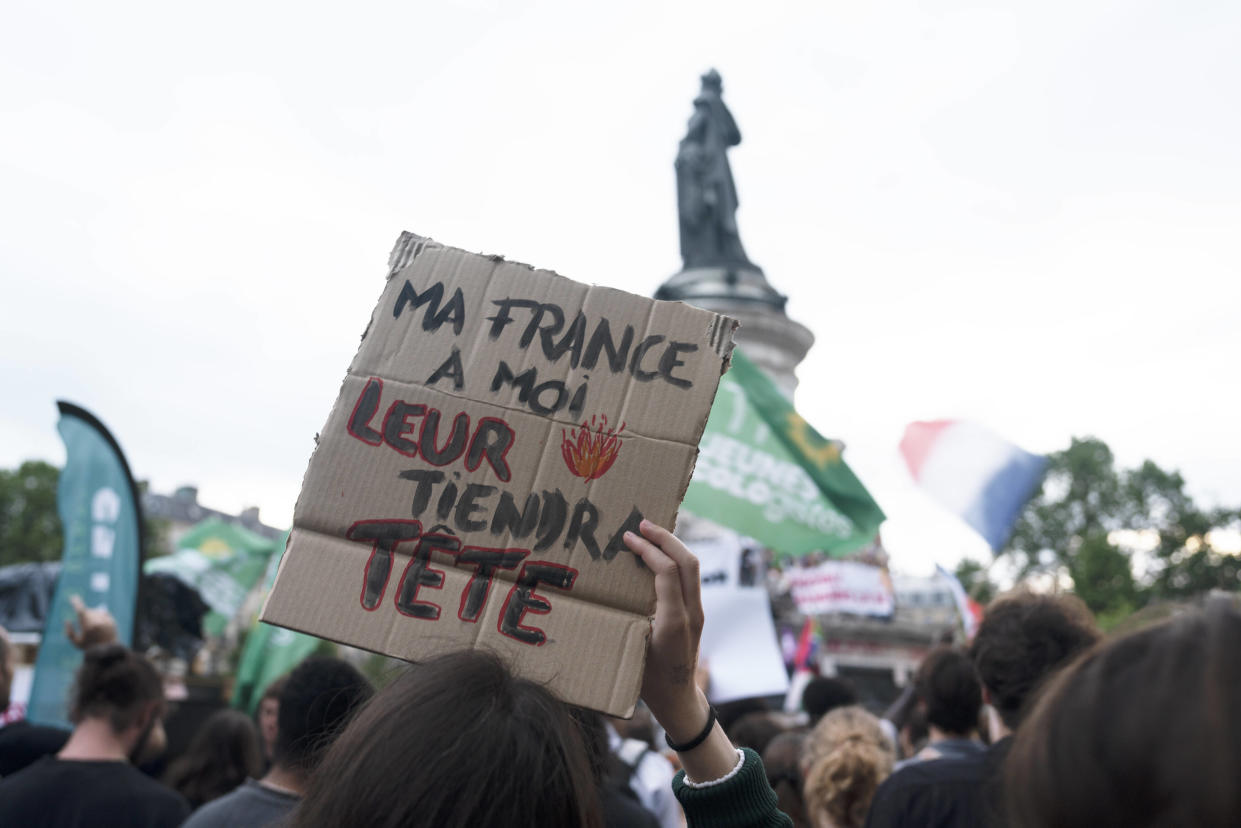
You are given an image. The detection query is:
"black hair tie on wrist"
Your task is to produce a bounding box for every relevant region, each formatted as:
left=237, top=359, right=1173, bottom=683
left=664, top=705, right=718, bottom=753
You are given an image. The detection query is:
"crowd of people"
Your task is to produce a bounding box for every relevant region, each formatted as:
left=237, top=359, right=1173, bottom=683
left=0, top=520, right=1239, bottom=826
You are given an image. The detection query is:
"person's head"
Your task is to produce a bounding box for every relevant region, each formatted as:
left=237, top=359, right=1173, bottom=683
left=258, top=676, right=287, bottom=760
left=969, top=591, right=1099, bottom=732
left=1005, top=601, right=1241, bottom=828
left=289, top=650, right=601, bottom=828
left=729, top=711, right=786, bottom=756
left=801, top=677, right=858, bottom=726
left=913, top=646, right=982, bottom=739
left=163, top=709, right=264, bottom=808
left=801, top=705, right=895, bottom=828
left=608, top=704, right=655, bottom=749
left=717, top=696, right=770, bottom=734
left=765, top=731, right=810, bottom=828
left=70, top=643, right=166, bottom=762
left=274, top=657, right=373, bottom=775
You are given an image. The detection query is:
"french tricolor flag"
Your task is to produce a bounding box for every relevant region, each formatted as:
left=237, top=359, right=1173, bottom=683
left=900, top=420, right=1047, bottom=551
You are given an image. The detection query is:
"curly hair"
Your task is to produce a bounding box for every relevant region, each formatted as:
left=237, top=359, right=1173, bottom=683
left=802, top=705, right=895, bottom=828
left=969, top=591, right=1099, bottom=729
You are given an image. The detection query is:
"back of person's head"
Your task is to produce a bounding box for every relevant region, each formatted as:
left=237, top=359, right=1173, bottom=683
left=801, top=676, right=858, bottom=725
left=969, top=591, right=1099, bottom=730
left=289, top=650, right=602, bottom=828
left=163, top=708, right=263, bottom=808
left=729, top=711, right=786, bottom=756
left=274, top=657, right=373, bottom=773
left=70, top=643, right=164, bottom=732
left=717, top=696, right=770, bottom=734
left=1006, top=601, right=1241, bottom=828
left=764, top=731, right=810, bottom=828
left=914, top=646, right=982, bottom=737
left=802, top=705, right=894, bottom=828
left=609, top=704, right=656, bottom=749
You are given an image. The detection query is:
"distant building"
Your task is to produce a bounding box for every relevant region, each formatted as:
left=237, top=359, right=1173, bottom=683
left=142, top=485, right=282, bottom=550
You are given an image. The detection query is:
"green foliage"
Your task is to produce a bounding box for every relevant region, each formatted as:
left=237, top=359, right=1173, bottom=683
left=0, top=461, right=63, bottom=566
left=0, top=461, right=169, bottom=567
left=1004, top=437, right=1241, bottom=618
left=1066, top=531, right=1135, bottom=619
left=954, top=557, right=996, bottom=605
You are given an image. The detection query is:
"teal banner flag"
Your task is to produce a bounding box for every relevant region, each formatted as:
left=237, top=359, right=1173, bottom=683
left=682, top=350, right=885, bottom=559
left=29, top=402, right=143, bottom=726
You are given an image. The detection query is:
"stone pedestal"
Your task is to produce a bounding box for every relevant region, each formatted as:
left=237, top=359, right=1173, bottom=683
left=655, top=265, right=814, bottom=396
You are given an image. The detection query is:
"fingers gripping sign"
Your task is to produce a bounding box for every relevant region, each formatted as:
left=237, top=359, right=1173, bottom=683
left=623, top=521, right=705, bottom=734
left=624, top=521, right=739, bottom=784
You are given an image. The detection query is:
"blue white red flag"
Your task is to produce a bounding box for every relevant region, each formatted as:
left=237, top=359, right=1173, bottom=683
left=901, top=420, right=1046, bottom=551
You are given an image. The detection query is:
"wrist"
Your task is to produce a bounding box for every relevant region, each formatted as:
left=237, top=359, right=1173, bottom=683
left=654, top=689, right=712, bottom=746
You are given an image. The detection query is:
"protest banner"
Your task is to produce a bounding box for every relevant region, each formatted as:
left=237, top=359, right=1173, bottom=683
left=29, top=402, right=142, bottom=727
left=784, top=560, right=895, bottom=618
left=692, top=534, right=789, bottom=703
left=261, top=232, right=737, bottom=715
left=682, top=349, right=885, bottom=559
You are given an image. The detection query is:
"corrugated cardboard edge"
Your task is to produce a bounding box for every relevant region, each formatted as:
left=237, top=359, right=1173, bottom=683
left=261, top=231, right=739, bottom=716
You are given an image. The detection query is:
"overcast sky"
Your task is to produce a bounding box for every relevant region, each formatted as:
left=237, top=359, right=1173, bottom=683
left=3, top=0, right=1239, bottom=576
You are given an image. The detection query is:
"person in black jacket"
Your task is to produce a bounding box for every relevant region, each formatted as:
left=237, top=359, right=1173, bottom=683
left=0, top=643, right=189, bottom=828
left=865, top=592, right=1099, bottom=828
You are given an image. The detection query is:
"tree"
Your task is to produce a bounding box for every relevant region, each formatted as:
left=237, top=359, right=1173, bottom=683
left=1003, top=437, right=1240, bottom=618
left=954, top=557, right=996, bottom=606
left=0, top=461, right=168, bottom=567
left=1123, top=460, right=1241, bottom=601
left=0, top=460, right=63, bottom=565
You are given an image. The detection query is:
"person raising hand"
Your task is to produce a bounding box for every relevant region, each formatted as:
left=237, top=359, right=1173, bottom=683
left=624, top=520, right=791, bottom=827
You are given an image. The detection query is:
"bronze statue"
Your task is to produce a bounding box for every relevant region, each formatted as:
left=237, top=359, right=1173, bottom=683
left=676, top=69, right=753, bottom=270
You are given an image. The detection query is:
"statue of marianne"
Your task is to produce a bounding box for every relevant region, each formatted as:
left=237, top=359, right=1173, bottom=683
left=675, top=69, right=753, bottom=270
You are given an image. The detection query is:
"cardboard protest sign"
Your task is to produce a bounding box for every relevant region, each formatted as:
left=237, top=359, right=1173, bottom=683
left=261, top=233, right=737, bottom=715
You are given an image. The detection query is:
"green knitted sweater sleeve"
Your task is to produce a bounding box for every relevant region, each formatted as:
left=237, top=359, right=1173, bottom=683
left=672, top=748, right=794, bottom=828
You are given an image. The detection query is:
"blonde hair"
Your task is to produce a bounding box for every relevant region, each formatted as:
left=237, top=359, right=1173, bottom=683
left=801, top=705, right=895, bottom=828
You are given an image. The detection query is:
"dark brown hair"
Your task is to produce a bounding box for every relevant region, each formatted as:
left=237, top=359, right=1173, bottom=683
left=1005, top=601, right=1241, bottom=828
left=914, top=646, right=982, bottom=736
left=163, top=709, right=263, bottom=808
left=729, top=711, right=786, bottom=756
left=260, top=675, right=288, bottom=704
left=274, top=657, right=373, bottom=772
left=969, top=591, right=1098, bottom=729
left=763, top=730, right=810, bottom=828
left=70, top=644, right=163, bottom=732
left=288, top=650, right=602, bottom=828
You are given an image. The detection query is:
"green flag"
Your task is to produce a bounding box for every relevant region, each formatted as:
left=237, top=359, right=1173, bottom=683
left=231, top=531, right=322, bottom=712
left=682, top=350, right=884, bottom=558
left=145, top=518, right=277, bottom=637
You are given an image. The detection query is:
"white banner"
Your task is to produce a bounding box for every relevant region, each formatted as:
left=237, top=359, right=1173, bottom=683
left=785, top=560, right=894, bottom=618
left=690, top=533, right=790, bottom=703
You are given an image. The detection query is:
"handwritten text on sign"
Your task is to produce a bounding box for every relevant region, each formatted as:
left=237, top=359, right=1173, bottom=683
left=262, top=234, right=735, bottom=715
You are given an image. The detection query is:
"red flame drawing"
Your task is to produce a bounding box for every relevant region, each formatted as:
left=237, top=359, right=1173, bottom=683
left=562, top=415, right=627, bottom=480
